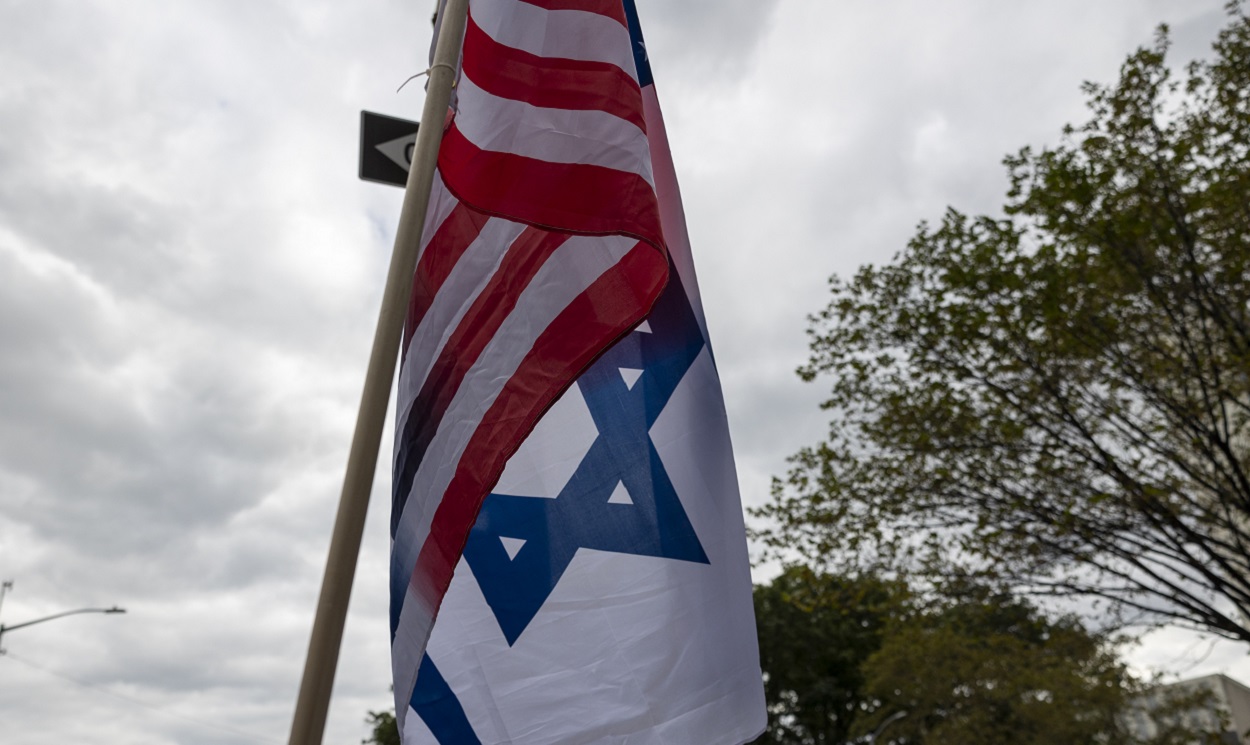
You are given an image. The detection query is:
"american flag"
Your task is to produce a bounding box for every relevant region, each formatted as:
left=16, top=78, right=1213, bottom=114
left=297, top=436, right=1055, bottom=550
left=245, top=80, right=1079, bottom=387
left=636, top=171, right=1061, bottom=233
left=389, top=0, right=669, bottom=726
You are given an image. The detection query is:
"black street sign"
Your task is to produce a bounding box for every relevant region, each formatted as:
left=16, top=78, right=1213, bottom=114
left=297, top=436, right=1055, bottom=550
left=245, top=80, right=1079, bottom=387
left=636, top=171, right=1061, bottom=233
left=359, top=110, right=420, bottom=188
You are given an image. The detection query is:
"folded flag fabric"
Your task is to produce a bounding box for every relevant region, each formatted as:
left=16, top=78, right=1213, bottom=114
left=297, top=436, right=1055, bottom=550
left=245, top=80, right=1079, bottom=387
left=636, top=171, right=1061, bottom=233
left=391, top=1, right=765, bottom=742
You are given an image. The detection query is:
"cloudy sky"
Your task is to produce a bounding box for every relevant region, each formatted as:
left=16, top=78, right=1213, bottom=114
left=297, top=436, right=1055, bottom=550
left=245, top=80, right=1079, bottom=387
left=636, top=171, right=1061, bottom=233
left=0, top=1, right=1243, bottom=743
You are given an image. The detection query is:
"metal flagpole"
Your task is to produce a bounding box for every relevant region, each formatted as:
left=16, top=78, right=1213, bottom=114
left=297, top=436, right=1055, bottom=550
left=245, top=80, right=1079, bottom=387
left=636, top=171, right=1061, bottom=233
left=287, top=0, right=469, bottom=742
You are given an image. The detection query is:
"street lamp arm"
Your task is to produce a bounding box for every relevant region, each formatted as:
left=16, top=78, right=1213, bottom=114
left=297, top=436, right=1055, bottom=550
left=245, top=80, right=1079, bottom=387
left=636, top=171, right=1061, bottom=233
left=0, top=606, right=126, bottom=635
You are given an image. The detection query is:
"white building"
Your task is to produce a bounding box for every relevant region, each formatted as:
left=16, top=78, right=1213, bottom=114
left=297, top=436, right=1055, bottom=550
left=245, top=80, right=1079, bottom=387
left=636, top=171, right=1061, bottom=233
left=1127, top=674, right=1250, bottom=744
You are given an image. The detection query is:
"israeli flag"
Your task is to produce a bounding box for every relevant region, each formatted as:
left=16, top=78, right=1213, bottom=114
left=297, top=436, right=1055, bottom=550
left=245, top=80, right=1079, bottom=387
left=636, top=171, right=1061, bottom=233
left=399, top=2, right=766, bottom=742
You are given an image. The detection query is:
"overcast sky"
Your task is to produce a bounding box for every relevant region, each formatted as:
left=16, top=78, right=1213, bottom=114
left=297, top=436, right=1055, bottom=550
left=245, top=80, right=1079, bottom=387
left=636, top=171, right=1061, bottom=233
left=0, top=1, right=1243, bottom=743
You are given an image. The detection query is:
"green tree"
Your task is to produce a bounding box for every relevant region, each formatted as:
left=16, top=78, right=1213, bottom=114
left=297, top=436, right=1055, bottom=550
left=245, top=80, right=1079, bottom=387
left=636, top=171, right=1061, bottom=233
left=752, top=571, right=1222, bottom=745
left=755, top=6, right=1250, bottom=642
left=852, top=588, right=1203, bottom=745
left=362, top=709, right=399, bottom=745
left=752, top=566, right=909, bottom=744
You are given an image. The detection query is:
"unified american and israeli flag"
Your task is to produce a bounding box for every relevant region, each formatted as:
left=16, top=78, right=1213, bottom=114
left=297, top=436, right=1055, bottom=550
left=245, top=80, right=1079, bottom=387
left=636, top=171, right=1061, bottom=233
left=390, top=0, right=766, bottom=741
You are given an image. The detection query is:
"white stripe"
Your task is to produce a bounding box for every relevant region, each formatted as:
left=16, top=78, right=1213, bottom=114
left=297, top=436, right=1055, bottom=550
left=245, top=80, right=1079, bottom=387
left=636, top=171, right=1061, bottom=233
left=392, top=588, right=436, bottom=731
left=416, top=172, right=459, bottom=257
left=456, top=74, right=654, bottom=186
left=470, top=0, right=637, bottom=81
left=390, top=235, right=639, bottom=708
left=394, top=217, right=528, bottom=450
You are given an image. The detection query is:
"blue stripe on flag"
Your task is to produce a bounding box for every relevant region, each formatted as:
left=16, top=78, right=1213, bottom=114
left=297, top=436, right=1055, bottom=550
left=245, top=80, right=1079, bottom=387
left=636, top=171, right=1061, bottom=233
left=411, top=655, right=482, bottom=744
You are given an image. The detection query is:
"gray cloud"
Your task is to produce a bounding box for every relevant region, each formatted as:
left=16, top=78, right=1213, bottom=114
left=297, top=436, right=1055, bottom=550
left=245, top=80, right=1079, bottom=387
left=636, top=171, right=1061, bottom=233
left=0, top=1, right=1243, bottom=743
left=635, top=0, right=782, bottom=85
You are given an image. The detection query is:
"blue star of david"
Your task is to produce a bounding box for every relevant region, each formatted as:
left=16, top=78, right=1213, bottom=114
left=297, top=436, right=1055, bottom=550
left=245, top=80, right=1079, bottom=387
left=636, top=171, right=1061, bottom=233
left=409, top=269, right=711, bottom=743
left=462, top=266, right=709, bottom=645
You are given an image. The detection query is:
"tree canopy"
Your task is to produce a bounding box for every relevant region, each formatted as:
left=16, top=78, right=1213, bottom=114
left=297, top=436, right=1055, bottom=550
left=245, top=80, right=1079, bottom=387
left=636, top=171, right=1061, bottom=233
left=856, top=588, right=1137, bottom=745
left=362, top=709, right=399, bottom=745
left=752, top=567, right=907, bottom=744
left=752, top=568, right=1223, bottom=745
left=754, top=6, right=1250, bottom=642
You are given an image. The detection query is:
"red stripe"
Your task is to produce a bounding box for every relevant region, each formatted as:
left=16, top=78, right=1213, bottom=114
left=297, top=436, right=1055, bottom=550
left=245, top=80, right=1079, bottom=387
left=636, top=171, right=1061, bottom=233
left=409, top=241, right=668, bottom=609
left=439, top=124, right=665, bottom=253
left=403, top=201, right=490, bottom=355
left=462, top=15, right=645, bottom=132
left=518, top=0, right=627, bottom=25
left=393, top=225, right=571, bottom=526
